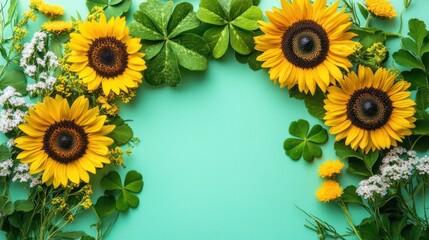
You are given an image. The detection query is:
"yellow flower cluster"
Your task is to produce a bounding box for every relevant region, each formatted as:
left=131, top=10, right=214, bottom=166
left=30, top=0, right=64, bottom=18
left=42, top=21, right=73, bottom=34
left=365, top=0, right=397, bottom=19
left=318, top=160, right=344, bottom=178
left=108, top=147, right=125, bottom=166
left=316, top=159, right=345, bottom=202
left=316, top=180, right=343, bottom=203
left=87, top=6, right=105, bottom=22
left=97, top=96, right=120, bottom=116
left=367, top=42, right=388, bottom=64
left=11, top=10, right=36, bottom=52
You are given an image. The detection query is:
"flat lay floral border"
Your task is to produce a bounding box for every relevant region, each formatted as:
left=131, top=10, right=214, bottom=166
left=0, top=0, right=428, bottom=239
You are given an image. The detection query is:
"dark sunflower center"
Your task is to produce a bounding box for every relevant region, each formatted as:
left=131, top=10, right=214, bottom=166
left=43, top=120, right=89, bottom=164
left=87, top=36, right=128, bottom=78
left=346, top=88, right=393, bottom=130
left=281, top=20, right=329, bottom=68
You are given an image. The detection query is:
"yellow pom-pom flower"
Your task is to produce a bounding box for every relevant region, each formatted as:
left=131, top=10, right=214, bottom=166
left=318, top=160, right=344, bottom=178
left=30, top=0, right=64, bottom=18
left=42, top=21, right=73, bottom=34
left=365, top=0, right=397, bottom=19
left=316, top=180, right=343, bottom=203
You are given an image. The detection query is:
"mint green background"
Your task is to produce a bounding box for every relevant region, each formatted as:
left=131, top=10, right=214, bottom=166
left=2, top=0, right=424, bottom=239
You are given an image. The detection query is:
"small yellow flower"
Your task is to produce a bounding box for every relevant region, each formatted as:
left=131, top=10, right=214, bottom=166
left=42, top=21, right=73, bottom=34
left=365, top=0, right=397, bottom=19
left=316, top=180, right=343, bottom=203
left=318, top=160, right=344, bottom=178
left=31, top=0, right=64, bottom=18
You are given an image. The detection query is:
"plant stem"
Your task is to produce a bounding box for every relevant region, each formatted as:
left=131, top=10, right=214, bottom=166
left=338, top=200, right=363, bottom=240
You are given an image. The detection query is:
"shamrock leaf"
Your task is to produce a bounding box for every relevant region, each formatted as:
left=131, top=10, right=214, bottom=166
left=197, top=0, right=262, bottom=58
left=283, top=119, right=328, bottom=162
left=100, top=170, right=144, bottom=212
left=86, top=0, right=132, bottom=19
left=130, top=0, right=210, bottom=87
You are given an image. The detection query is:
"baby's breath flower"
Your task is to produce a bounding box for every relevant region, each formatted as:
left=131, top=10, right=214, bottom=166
left=365, top=0, right=397, bottom=19
left=316, top=180, right=343, bottom=203
left=356, top=175, right=390, bottom=200
left=318, top=160, right=344, bottom=178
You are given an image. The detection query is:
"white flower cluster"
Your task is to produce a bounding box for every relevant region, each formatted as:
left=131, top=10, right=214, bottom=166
left=19, top=31, right=59, bottom=96
left=0, top=87, right=29, bottom=133
left=356, top=147, right=429, bottom=201
left=0, top=159, right=13, bottom=177
left=12, top=163, right=41, bottom=188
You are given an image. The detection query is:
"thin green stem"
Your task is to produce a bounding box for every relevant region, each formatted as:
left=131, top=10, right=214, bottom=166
left=338, top=200, right=362, bottom=240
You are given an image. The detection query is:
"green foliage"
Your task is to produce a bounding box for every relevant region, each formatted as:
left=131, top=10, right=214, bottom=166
left=0, top=67, right=27, bottom=95
left=86, top=0, right=132, bottom=19
left=130, top=0, right=210, bottom=86
left=334, top=141, right=379, bottom=177
left=108, top=116, right=134, bottom=146
left=197, top=0, right=262, bottom=59
left=0, top=144, right=11, bottom=161
left=289, top=87, right=327, bottom=121
left=100, top=170, right=144, bottom=212
left=283, top=119, right=328, bottom=162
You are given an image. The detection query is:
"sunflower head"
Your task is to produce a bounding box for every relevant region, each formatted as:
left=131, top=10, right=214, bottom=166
left=15, top=95, right=115, bottom=188
left=255, top=0, right=356, bottom=95
left=316, top=180, right=343, bottom=203
left=68, top=14, right=147, bottom=96
left=364, top=0, right=397, bottom=19
left=324, top=66, right=416, bottom=153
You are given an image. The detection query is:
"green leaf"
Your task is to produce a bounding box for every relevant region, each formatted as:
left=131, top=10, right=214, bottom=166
left=169, top=33, right=210, bottom=71
left=124, top=170, right=144, bottom=193
left=283, top=138, right=304, bottom=160
left=86, top=0, right=108, bottom=11
left=401, top=37, right=418, bottom=56
left=0, top=144, right=11, bottom=161
left=101, top=171, right=123, bottom=190
left=129, top=12, right=164, bottom=41
left=408, top=19, right=428, bottom=47
left=0, top=196, right=14, bottom=216
left=204, top=26, right=229, bottom=58
left=48, top=37, right=63, bottom=58
left=363, top=151, right=378, bottom=175
left=252, top=0, right=260, bottom=5
left=334, top=141, right=363, bottom=160
left=81, top=236, right=96, bottom=240
left=139, top=0, right=174, bottom=36
left=51, top=231, right=85, bottom=239
left=357, top=2, right=368, bottom=19
left=109, top=0, right=123, bottom=6
left=416, top=87, right=429, bottom=111
left=235, top=52, right=250, bottom=64
left=283, top=119, right=327, bottom=161
left=198, top=0, right=227, bottom=25
left=401, top=69, right=427, bottom=90
left=248, top=51, right=262, bottom=70
left=289, top=119, right=309, bottom=139
left=141, top=41, right=165, bottom=60
left=94, top=195, right=116, bottom=218
left=229, top=0, right=253, bottom=20
left=307, top=125, right=328, bottom=144
left=13, top=200, right=34, bottom=212
left=104, top=0, right=132, bottom=18
left=108, top=122, right=133, bottom=146
left=402, top=225, right=423, bottom=240
left=116, top=190, right=139, bottom=211
left=5, top=0, right=18, bottom=27
left=341, top=185, right=364, bottom=206
left=412, top=119, right=429, bottom=135
left=393, top=49, right=425, bottom=70
left=230, top=6, right=262, bottom=31
left=347, top=157, right=372, bottom=177
left=358, top=218, right=380, bottom=240
left=229, top=25, right=253, bottom=55
left=168, top=2, right=200, bottom=38
left=0, top=68, right=27, bottom=95
left=145, top=44, right=181, bottom=86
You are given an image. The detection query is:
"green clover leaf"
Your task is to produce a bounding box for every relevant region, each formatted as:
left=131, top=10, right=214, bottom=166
left=86, top=0, right=132, bottom=19
left=130, top=0, right=210, bottom=87
left=100, top=170, right=144, bottom=212
left=197, top=0, right=262, bottom=59
left=107, top=116, right=134, bottom=146
left=283, top=119, right=328, bottom=162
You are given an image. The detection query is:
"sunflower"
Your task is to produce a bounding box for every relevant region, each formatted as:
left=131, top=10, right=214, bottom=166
left=365, top=0, right=397, bottom=19
left=255, top=0, right=356, bottom=95
left=324, top=66, right=416, bottom=153
left=14, top=95, right=115, bottom=188
left=68, top=14, right=146, bottom=96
